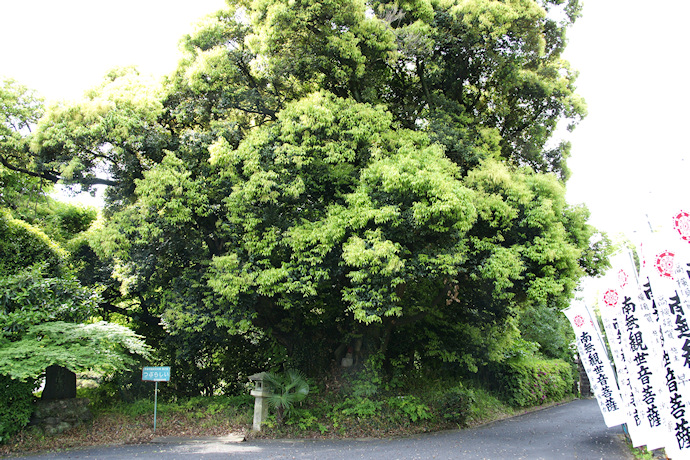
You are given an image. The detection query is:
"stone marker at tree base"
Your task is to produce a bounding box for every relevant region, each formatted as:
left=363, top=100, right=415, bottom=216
left=29, top=399, right=92, bottom=436
left=29, top=365, right=92, bottom=435
left=249, top=372, right=270, bottom=431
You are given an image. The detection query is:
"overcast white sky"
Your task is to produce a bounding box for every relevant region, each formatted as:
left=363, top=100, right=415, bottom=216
left=1, top=0, right=687, bottom=238
left=0, top=0, right=227, bottom=101
left=563, top=1, right=690, bottom=237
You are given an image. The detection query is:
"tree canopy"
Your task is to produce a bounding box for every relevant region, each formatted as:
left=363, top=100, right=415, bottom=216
left=4, top=0, right=606, bottom=388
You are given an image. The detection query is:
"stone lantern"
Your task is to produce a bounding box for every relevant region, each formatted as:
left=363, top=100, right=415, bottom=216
left=248, top=372, right=271, bottom=431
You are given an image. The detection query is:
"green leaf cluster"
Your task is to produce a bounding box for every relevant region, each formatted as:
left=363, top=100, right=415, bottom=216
left=264, top=369, right=310, bottom=423
left=0, top=79, right=46, bottom=209
left=0, top=265, right=96, bottom=341
left=0, top=322, right=151, bottom=382
left=0, top=210, right=65, bottom=276
left=0, top=374, right=34, bottom=443
left=488, top=357, right=574, bottom=407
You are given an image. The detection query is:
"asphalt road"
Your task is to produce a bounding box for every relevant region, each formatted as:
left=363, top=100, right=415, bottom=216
left=20, top=398, right=632, bottom=459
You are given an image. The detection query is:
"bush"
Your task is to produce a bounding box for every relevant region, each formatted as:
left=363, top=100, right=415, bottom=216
left=265, top=369, right=310, bottom=424
left=436, top=385, right=475, bottom=425
left=0, top=375, right=35, bottom=444
left=95, top=394, right=254, bottom=419
left=488, top=358, right=574, bottom=408
left=386, top=395, right=432, bottom=423
left=0, top=211, right=64, bottom=277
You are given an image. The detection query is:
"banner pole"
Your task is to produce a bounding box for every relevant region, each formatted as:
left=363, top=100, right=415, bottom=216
left=154, top=381, right=158, bottom=432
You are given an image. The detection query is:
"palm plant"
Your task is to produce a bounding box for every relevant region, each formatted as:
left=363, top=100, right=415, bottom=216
left=264, top=369, right=309, bottom=424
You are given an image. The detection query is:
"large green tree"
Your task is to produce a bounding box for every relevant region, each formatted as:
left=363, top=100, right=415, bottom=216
left=23, top=0, right=604, bottom=384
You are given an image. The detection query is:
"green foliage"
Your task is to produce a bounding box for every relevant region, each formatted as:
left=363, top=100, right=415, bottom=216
left=6, top=197, right=97, bottom=245
left=31, top=67, right=167, bottom=196
left=0, top=211, right=65, bottom=276
left=93, top=394, right=253, bottom=421
left=339, top=396, right=383, bottom=419
left=0, top=321, right=152, bottom=381
left=0, top=216, right=148, bottom=403
left=52, top=203, right=97, bottom=237
left=488, top=358, right=574, bottom=408
left=0, top=78, right=43, bottom=145
left=518, top=307, right=574, bottom=361
left=0, top=79, right=45, bottom=209
left=436, top=385, right=476, bottom=426
left=1, top=0, right=606, bottom=398
left=501, top=337, right=541, bottom=361
left=0, top=265, right=97, bottom=341
left=0, top=375, right=34, bottom=444
left=77, top=369, right=152, bottom=407
left=264, top=369, right=310, bottom=423
left=629, top=445, right=655, bottom=460
left=285, top=407, right=324, bottom=432
left=181, top=394, right=254, bottom=413
left=346, top=353, right=384, bottom=398
left=386, top=395, right=432, bottom=423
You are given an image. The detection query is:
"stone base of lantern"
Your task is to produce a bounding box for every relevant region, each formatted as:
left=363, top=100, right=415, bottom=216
left=250, top=389, right=270, bottom=431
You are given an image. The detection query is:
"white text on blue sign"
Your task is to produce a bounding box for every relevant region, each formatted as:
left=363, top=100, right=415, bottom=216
left=142, top=366, right=171, bottom=382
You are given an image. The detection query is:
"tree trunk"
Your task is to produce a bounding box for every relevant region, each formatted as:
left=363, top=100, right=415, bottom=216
left=42, top=365, right=77, bottom=400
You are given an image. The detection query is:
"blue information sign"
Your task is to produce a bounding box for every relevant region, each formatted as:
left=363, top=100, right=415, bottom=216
left=142, top=366, right=171, bottom=382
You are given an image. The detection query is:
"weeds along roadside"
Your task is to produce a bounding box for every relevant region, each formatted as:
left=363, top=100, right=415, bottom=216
left=0, top=374, right=578, bottom=457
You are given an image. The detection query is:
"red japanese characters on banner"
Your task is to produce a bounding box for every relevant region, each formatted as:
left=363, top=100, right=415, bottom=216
left=574, top=315, right=584, bottom=328
left=618, top=269, right=629, bottom=288
left=673, top=211, right=690, bottom=243
left=603, top=289, right=619, bottom=307
left=656, top=251, right=676, bottom=279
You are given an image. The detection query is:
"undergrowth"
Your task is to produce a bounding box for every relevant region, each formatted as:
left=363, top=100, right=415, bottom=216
left=0, top=370, right=575, bottom=457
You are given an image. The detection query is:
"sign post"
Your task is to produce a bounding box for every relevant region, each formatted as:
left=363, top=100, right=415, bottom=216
left=142, top=366, right=170, bottom=432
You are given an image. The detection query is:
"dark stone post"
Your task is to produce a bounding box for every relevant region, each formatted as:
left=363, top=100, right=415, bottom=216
left=42, top=365, right=77, bottom=400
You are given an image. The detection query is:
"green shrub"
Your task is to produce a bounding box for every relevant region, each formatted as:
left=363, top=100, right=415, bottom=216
left=96, top=394, right=254, bottom=419
left=265, top=369, right=310, bottom=424
left=0, top=375, right=35, bottom=444
left=344, top=353, right=383, bottom=398
left=285, top=407, right=320, bottom=431
left=78, top=369, right=152, bottom=408
left=52, top=204, right=97, bottom=239
left=437, top=385, right=475, bottom=425
left=339, top=396, right=382, bottom=419
left=386, top=395, right=432, bottom=423
left=0, top=211, right=64, bottom=277
left=488, top=358, right=574, bottom=408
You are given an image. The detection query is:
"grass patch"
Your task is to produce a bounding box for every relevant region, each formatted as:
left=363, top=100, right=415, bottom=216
left=465, top=386, right=515, bottom=426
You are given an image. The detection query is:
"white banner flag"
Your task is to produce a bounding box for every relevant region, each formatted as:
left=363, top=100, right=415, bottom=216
left=639, top=214, right=690, bottom=458
left=598, top=251, right=671, bottom=449
left=564, top=301, right=628, bottom=427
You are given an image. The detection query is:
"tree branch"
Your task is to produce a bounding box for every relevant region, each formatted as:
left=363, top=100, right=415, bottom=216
left=0, top=155, right=119, bottom=186
left=99, top=301, right=163, bottom=330
left=0, top=155, right=60, bottom=183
